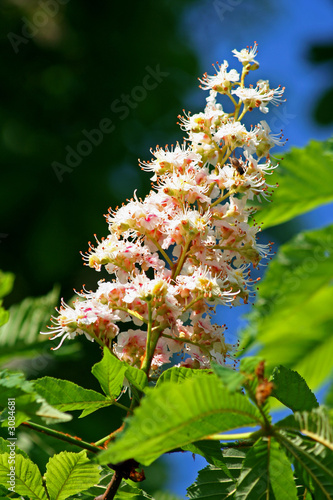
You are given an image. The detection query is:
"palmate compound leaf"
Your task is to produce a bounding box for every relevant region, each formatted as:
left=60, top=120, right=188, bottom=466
left=94, top=374, right=263, bottom=466
left=235, top=437, right=298, bottom=500
left=44, top=450, right=100, bottom=500
left=32, top=376, right=113, bottom=418
left=251, top=138, right=333, bottom=229
left=270, top=366, right=319, bottom=412
left=0, top=453, right=47, bottom=499
left=241, top=224, right=333, bottom=389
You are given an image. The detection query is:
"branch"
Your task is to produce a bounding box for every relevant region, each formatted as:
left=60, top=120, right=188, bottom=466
left=21, top=421, right=103, bottom=454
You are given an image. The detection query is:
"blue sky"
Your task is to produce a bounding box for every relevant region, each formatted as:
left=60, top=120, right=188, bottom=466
left=165, top=0, right=333, bottom=496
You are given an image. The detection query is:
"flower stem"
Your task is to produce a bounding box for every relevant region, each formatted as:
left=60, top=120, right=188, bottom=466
left=148, top=236, right=174, bottom=269
left=141, top=301, right=153, bottom=374
left=211, top=189, right=235, bottom=207
left=172, top=239, right=191, bottom=280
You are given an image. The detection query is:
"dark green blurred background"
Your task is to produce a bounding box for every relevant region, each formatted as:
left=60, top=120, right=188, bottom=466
left=1, top=0, right=201, bottom=305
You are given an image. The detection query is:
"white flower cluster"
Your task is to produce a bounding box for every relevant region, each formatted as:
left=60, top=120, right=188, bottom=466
left=44, top=43, right=285, bottom=373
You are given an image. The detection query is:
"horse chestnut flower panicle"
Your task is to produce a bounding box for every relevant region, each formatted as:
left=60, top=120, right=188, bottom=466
left=43, top=43, right=285, bottom=374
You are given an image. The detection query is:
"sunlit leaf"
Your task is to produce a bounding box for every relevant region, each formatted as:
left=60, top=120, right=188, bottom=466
left=241, top=225, right=333, bottom=389
left=94, top=375, right=263, bottom=466
left=0, top=271, right=14, bottom=328
left=44, top=450, right=100, bottom=500
left=0, top=369, right=71, bottom=426
left=91, top=347, right=127, bottom=398
left=0, top=453, right=47, bottom=499
left=252, top=139, right=333, bottom=229
left=156, top=366, right=212, bottom=388
left=211, top=364, right=245, bottom=393
left=32, top=376, right=113, bottom=417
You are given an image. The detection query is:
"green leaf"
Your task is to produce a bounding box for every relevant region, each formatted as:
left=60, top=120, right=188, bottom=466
left=94, top=375, right=263, bottom=466
left=0, top=271, right=14, bottom=300
left=156, top=366, right=212, bottom=388
left=92, top=347, right=128, bottom=398
left=277, top=432, right=333, bottom=499
left=183, top=440, right=229, bottom=469
left=211, top=364, right=245, bottom=393
left=187, top=464, right=236, bottom=499
left=0, top=309, right=9, bottom=330
left=0, top=271, right=14, bottom=328
left=252, top=139, right=333, bottom=229
left=0, top=286, right=60, bottom=359
left=0, top=437, right=28, bottom=458
left=277, top=407, right=333, bottom=450
left=44, top=450, right=100, bottom=500
left=0, top=453, right=47, bottom=499
left=241, top=225, right=333, bottom=389
left=235, top=437, right=298, bottom=499
left=32, top=376, right=112, bottom=417
left=271, top=366, right=319, bottom=412
left=187, top=448, right=247, bottom=499
left=185, top=442, right=233, bottom=480
left=0, top=370, right=71, bottom=426
left=125, top=364, right=148, bottom=393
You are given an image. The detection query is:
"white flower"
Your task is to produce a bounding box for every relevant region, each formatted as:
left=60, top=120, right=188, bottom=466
left=140, top=143, right=201, bottom=181
left=199, top=60, right=239, bottom=93
left=44, top=44, right=285, bottom=372
left=232, top=42, right=259, bottom=65
left=213, top=119, right=256, bottom=150
left=253, top=120, right=285, bottom=157
left=232, top=83, right=285, bottom=113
